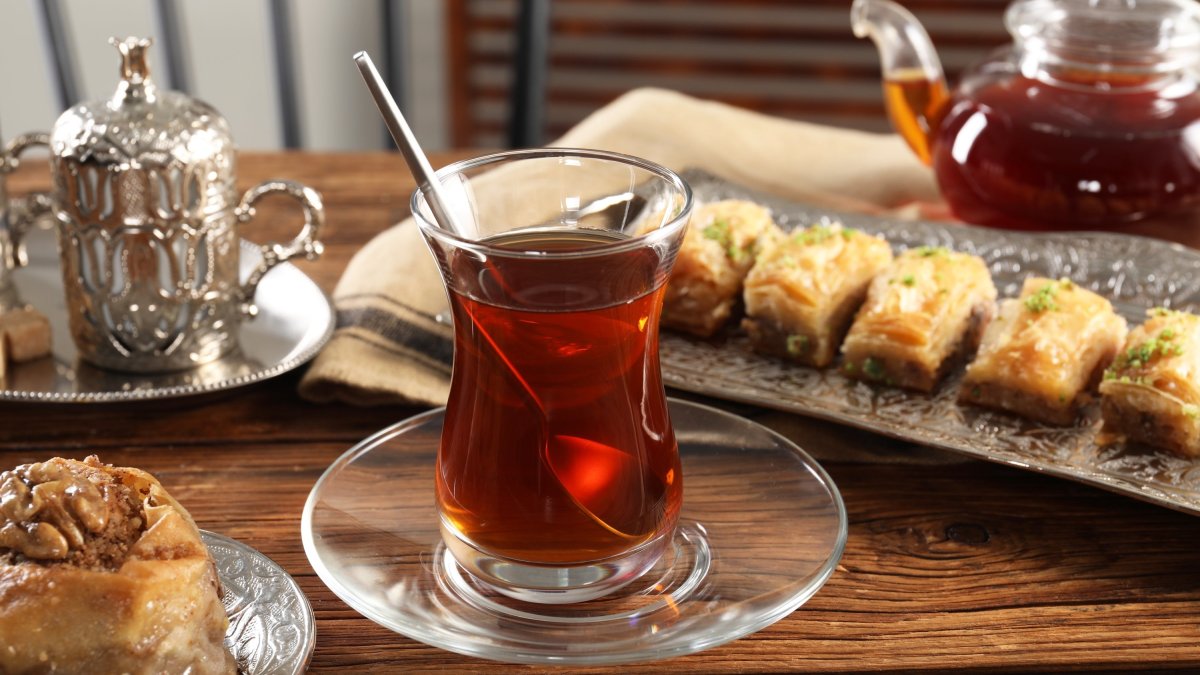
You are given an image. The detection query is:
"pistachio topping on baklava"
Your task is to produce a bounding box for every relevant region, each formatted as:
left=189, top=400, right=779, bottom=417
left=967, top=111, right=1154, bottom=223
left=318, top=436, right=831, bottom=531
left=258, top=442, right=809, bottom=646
left=660, top=199, right=784, bottom=337
left=960, top=277, right=1127, bottom=425
left=742, top=221, right=892, bottom=367
left=1100, top=307, right=1200, bottom=457
left=841, top=247, right=997, bottom=392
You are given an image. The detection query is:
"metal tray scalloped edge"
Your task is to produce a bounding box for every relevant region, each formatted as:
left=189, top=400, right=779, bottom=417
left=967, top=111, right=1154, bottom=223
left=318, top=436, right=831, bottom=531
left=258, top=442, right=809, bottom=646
left=661, top=171, right=1200, bottom=516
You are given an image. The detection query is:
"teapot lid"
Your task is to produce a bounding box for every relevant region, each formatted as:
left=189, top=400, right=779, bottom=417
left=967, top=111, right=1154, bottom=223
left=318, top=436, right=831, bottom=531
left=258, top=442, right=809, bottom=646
left=50, top=37, right=235, bottom=172
left=1007, top=0, right=1200, bottom=72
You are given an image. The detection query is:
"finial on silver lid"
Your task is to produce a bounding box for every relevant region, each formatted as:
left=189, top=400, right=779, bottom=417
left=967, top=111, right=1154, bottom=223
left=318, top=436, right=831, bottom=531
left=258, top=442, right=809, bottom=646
left=109, top=37, right=156, bottom=105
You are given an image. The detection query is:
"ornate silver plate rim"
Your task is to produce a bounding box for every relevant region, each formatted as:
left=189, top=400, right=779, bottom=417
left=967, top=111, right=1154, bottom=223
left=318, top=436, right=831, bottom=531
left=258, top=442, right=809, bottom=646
left=202, top=530, right=316, bottom=675
left=661, top=171, right=1200, bottom=516
left=1, top=236, right=334, bottom=403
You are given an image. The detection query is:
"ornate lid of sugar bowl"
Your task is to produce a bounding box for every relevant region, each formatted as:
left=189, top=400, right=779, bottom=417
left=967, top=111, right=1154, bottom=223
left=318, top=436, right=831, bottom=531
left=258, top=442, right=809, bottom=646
left=49, top=37, right=237, bottom=211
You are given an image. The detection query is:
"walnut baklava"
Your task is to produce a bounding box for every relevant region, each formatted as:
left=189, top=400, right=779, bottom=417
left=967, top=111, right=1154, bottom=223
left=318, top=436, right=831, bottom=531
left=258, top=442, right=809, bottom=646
left=0, top=456, right=235, bottom=674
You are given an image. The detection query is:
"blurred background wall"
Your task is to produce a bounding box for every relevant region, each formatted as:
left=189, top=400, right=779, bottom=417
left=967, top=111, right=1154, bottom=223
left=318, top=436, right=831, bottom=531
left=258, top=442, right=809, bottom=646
left=0, top=0, right=448, bottom=151
left=0, top=0, right=1007, bottom=152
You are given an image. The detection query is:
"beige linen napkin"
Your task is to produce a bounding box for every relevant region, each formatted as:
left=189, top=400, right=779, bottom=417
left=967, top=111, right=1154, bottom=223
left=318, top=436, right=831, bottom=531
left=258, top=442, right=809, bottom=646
left=298, top=87, right=937, bottom=407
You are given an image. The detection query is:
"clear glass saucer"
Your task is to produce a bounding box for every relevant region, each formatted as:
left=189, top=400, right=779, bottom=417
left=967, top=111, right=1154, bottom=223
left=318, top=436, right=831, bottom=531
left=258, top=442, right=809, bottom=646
left=301, top=398, right=847, bottom=666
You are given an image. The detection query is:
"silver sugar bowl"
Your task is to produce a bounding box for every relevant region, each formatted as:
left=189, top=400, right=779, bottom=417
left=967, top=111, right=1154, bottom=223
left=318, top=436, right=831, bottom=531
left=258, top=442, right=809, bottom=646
left=48, top=37, right=324, bottom=373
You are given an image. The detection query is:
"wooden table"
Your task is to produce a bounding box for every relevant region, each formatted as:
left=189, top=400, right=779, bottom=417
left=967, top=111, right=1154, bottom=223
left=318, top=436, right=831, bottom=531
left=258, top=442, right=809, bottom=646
left=4, top=152, right=1199, bottom=673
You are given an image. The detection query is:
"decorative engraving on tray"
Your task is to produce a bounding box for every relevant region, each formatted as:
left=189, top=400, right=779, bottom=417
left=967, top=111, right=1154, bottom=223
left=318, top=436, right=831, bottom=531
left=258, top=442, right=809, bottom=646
left=203, top=531, right=315, bottom=675
left=660, top=171, right=1200, bottom=515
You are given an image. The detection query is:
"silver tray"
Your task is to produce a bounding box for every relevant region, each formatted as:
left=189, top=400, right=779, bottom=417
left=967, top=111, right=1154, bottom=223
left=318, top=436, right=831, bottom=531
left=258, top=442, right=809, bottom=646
left=203, top=530, right=316, bottom=675
left=0, top=228, right=333, bottom=403
left=660, top=171, right=1200, bottom=515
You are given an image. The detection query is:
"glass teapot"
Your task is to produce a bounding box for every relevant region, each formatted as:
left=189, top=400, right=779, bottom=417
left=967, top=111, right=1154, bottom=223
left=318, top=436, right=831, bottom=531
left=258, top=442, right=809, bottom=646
left=853, top=0, right=1200, bottom=231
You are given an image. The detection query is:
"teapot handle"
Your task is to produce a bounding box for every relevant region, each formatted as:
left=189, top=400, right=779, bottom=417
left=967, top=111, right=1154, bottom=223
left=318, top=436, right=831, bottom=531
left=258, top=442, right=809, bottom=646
left=1, top=132, right=54, bottom=269
left=234, top=179, right=325, bottom=316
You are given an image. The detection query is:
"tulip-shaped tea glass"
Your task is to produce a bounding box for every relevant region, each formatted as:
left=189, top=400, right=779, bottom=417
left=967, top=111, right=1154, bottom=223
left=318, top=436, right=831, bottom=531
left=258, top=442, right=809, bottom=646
left=412, top=149, right=692, bottom=603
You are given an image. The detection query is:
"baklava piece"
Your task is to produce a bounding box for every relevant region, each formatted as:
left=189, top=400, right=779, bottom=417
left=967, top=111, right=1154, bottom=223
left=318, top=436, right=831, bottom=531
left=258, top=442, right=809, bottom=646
left=0, top=456, right=235, bottom=675
left=661, top=199, right=783, bottom=337
left=1100, top=308, right=1200, bottom=457
left=960, top=277, right=1127, bottom=425
left=742, top=223, right=893, bottom=367
left=842, top=246, right=996, bottom=392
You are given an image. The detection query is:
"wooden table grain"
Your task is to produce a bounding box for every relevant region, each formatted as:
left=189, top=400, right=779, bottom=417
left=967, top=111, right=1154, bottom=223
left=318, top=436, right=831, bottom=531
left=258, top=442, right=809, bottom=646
left=4, top=152, right=1200, bottom=673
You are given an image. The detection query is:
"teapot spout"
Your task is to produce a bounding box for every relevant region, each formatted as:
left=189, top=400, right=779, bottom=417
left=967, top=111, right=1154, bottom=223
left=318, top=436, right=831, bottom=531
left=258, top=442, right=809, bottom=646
left=852, top=0, right=948, bottom=165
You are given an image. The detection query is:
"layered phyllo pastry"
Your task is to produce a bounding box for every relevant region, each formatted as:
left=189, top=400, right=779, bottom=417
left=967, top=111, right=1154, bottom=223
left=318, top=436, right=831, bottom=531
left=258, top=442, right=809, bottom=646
left=960, top=277, right=1127, bottom=425
left=842, top=246, right=996, bottom=392
left=742, top=223, right=892, bottom=367
left=1100, top=308, right=1200, bottom=457
left=661, top=199, right=783, bottom=337
left=0, top=456, right=235, bottom=675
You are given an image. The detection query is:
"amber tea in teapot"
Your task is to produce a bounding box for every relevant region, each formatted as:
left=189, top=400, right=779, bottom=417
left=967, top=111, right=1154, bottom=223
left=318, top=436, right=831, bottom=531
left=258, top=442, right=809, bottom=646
left=881, top=72, right=948, bottom=166
left=856, top=0, right=1200, bottom=232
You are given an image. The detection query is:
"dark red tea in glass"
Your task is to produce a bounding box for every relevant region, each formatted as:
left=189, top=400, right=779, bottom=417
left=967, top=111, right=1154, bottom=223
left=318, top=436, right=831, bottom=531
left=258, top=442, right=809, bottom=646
left=412, top=149, right=692, bottom=603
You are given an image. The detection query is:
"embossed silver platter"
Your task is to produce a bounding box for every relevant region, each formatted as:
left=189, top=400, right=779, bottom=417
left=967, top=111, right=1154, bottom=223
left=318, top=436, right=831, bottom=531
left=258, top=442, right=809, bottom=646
left=0, top=228, right=333, bottom=402
left=203, top=530, right=316, bottom=675
left=661, top=171, right=1200, bottom=515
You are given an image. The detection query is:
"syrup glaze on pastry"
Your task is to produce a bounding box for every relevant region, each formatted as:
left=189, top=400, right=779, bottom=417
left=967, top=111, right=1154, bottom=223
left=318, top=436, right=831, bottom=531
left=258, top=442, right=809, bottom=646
left=841, top=247, right=997, bottom=392
left=661, top=200, right=783, bottom=337
left=742, top=223, right=892, bottom=367
left=0, top=456, right=235, bottom=675
left=961, top=277, right=1128, bottom=425
left=1100, top=308, right=1200, bottom=456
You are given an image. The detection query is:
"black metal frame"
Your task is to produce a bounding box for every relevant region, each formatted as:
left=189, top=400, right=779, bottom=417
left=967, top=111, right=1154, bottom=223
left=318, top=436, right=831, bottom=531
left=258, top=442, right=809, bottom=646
left=152, top=0, right=192, bottom=93
left=24, top=2, right=524, bottom=152
left=269, top=0, right=303, bottom=149
left=508, top=0, right=550, bottom=148
left=33, top=0, right=82, bottom=112
left=380, top=0, right=408, bottom=150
